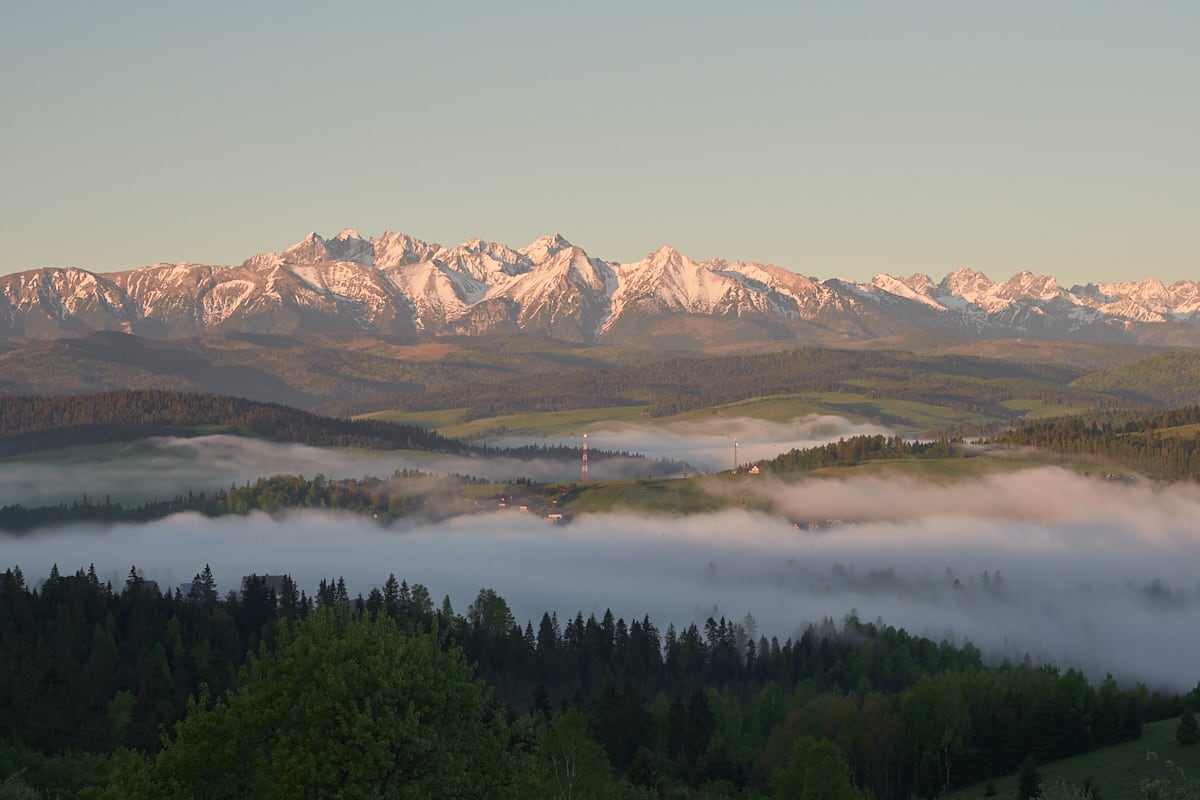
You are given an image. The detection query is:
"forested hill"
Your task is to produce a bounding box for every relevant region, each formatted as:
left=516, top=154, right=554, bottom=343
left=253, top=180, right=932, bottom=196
left=0, top=565, right=1177, bottom=799
left=751, top=407, right=1200, bottom=482
left=759, top=434, right=963, bottom=474
left=992, top=406, right=1200, bottom=480
left=1070, top=350, right=1200, bottom=407
left=347, top=346, right=1102, bottom=421
left=0, top=390, right=470, bottom=457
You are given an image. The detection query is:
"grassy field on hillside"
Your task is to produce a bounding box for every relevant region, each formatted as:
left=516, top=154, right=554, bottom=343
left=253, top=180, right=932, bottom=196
left=1156, top=422, right=1200, bottom=439
left=358, top=391, right=1007, bottom=441
left=944, top=717, right=1200, bottom=800
left=998, top=398, right=1092, bottom=418
left=671, top=391, right=999, bottom=433
left=434, top=406, right=649, bottom=440
left=355, top=408, right=469, bottom=429
left=796, top=448, right=1120, bottom=481
left=358, top=406, right=654, bottom=440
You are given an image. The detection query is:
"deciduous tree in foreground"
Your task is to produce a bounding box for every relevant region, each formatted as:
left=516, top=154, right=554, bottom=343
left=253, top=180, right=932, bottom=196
left=117, top=608, right=521, bottom=799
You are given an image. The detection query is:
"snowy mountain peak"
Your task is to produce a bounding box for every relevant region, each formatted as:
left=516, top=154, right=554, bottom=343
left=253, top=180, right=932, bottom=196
left=434, top=238, right=529, bottom=283
left=940, top=267, right=996, bottom=302
left=872, top=273, right=935, bottom=294
left=278, top=230, right=374, bottom=266
left=996, top=269, right=1062, bottom=301
left=281, top=232, right=332, bottom=263
left=373, top=231, right=439, bottom=268
left=871, top=273, right=944, bottom=310
left=519, top=233, right=573, bottom=264
left=10, top=226, right=1200, bottom=346
left=901, top=273, right=935, bottom=293
left=941, top=266, right=992, bottom=288
left=640, top=245, right=689, bottom=270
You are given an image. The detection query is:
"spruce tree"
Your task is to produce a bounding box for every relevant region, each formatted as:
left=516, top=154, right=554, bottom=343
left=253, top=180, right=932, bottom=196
left=1178, top=706, right=1200, bottom=746
left=1017, top=754, right=1041, bottom=800
left=199, top=564, right=216, bottom=597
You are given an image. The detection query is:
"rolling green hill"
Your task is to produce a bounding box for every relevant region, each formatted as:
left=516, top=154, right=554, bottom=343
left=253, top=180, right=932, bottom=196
left=1072, top=350, right=1200, bottom=407
left=0, top=390, right=468, bottom=457
left=0, top=332, right=1166, bottom=432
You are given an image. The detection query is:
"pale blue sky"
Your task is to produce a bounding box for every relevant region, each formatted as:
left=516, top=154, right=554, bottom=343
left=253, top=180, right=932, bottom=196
left=2, top=1, right=1196, bottom=284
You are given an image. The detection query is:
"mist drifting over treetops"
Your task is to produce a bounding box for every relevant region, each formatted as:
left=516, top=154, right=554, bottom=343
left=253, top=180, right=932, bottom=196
left=0, top=414, right=885, bottom=507
left=4, top=463, right=1199, bottom=690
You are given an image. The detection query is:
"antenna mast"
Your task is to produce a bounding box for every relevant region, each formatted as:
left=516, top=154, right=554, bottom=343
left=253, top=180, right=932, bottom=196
left=581, top=433, right=589, bottom=482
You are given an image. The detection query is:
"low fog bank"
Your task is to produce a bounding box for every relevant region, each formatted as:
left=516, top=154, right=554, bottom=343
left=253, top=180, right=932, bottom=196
left=737, top=464, right=1200, bottom=532
left=6, top=467, right=1200, bottom=690
left=493, top=414, right=892, bottom=474
left=0, top=413, right=886, bottom=507
left=0, top=435, right=666, bottom=507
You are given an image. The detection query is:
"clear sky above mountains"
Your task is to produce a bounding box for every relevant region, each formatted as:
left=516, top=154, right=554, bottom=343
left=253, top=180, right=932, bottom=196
left=1, top=1, right=1195, bottom=285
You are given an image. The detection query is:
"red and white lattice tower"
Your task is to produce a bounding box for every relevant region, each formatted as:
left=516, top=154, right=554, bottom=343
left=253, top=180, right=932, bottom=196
left=581, top=433, right=589, bottom=482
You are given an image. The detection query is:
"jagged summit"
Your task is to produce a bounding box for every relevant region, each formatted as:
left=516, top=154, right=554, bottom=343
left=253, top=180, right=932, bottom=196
left=529, top=232, right=571, bottom=248
left=3, top=228, right=1199, bottom=346
left=520, top=233, right=573, bottom=264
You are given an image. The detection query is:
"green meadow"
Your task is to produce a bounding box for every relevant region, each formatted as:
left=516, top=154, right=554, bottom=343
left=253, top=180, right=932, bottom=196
left=359, top=390, right=1008, bottom=442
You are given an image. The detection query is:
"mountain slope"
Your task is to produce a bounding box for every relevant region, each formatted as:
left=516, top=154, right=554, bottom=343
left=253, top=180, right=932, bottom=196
left=5, top=229, right=1200, bottom=347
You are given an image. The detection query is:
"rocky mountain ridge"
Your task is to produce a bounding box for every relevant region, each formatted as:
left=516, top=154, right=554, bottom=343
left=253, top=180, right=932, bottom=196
left=3, top=229, right=1198, bottom=346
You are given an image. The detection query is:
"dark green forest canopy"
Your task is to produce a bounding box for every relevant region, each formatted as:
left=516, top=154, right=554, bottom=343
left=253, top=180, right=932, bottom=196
left=0, top=391, right=683, bottom=475
left=990, top=405, right=1200, bottom=480
left=1071, top=350, right=1200, bottom=406
left=758, top=434, right=964, bottom=474
left=762, top=406, right=1200, bottom=482
left=1, top=565, right=1192, bottom=799
left=0, top=390, right=469, bottom=457
left=0, top=472, right=481, bottom=533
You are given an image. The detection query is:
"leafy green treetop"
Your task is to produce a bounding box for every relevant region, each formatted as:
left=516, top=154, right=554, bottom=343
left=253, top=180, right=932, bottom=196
left=772, top=735, right=866, bottom=800
left=535, top=708, right=614, bottom=800
left=124, top=607, right=521, bottom=799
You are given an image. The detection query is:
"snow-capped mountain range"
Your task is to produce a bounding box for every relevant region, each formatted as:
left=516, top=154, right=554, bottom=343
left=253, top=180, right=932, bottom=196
left=3, top=229, right=1198, bottom=346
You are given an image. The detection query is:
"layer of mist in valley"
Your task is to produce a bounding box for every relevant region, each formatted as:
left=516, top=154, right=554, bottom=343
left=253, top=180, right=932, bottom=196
left=3, top=416, right=1198, bottom=691
left=495, top=414, right=892, bottom=474
left=0, top=414, right=888, bottom=507
left=0, top=435, right=674, bottom=508
left=4, top=467, right=1199, bottom=690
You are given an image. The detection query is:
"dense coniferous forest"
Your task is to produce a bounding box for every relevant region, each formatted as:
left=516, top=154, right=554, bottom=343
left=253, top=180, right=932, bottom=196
left=0, top=391, right=684, bottom=477
left=6, top=381, right=1200, bottom=796
left=755, top=406, right=1200, bottom=482
left=1069, top=351, right=1200, bottom=407
left=992, top=406, right=1200, bottom=480
left=0, top=472, right=487, bottom=533
left=0, top=391, right=468, bottom=457
left=758, top=435, right=964, bottom=474
left=1, top=565, right=1190, bottom=799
